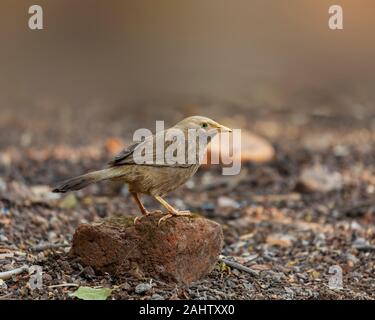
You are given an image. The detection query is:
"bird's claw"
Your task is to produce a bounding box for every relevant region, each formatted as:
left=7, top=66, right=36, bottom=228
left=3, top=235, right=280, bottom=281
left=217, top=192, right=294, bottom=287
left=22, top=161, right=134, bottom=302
left=134, top=210, right=163, bottom=224
left=157, top=210, right=192, bottom=225
left=133, top=216, right=143, bottom=224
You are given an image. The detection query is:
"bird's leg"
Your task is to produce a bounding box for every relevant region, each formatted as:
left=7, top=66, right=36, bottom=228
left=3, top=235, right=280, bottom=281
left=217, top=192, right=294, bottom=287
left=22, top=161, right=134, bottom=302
left=153, top=195, right=191, bottom=225
left=131, top=192, right=150, bottom=215
left=131, top=193, right=156, bottom=224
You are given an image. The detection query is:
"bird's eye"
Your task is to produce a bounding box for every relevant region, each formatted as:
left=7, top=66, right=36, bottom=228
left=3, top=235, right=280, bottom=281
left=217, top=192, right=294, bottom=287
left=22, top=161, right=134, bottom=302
left=202, top=123, right=208, bottom=128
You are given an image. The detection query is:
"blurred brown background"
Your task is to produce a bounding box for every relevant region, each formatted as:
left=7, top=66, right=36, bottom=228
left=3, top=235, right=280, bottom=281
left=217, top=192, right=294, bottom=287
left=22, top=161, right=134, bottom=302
left=1, top=0, right=375, bottom=147
left=2, top=1, right=375, bottom=302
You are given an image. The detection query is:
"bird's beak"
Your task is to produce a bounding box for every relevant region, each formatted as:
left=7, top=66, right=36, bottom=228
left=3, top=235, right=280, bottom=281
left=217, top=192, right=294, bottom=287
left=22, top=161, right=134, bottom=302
left=217, top=124, right=233, bottom=133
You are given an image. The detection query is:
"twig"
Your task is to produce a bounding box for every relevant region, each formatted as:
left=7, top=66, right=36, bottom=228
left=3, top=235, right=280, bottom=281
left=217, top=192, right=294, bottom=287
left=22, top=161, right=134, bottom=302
left=353, top=244, right=375, bottom=251
left=218, top=256, right=259, bottom=277
left=48, top=283, right=79, bottom=289
left=251, top=193, right=301, bottom=203
left=31, top=243, right=70, bottom=252
left=0, top=253, right=14, bottom=260
left=0, top=265, right=29, bottom=280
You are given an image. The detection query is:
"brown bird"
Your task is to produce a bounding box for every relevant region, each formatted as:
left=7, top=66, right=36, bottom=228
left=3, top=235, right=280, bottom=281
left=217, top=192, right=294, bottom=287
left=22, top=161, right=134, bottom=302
left=53, top=116, right=232, bottom=224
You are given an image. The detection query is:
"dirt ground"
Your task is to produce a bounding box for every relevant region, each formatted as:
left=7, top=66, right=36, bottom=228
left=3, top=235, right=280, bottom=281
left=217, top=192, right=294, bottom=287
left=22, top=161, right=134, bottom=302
left=1, top=101, right=375, bottom=300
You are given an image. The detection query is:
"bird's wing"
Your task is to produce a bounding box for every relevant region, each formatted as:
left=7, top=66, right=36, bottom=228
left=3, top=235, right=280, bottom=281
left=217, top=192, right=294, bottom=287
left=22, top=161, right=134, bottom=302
left=107, top=141, right=141, bottom=166
left=108, top=129, right=193, bottom=168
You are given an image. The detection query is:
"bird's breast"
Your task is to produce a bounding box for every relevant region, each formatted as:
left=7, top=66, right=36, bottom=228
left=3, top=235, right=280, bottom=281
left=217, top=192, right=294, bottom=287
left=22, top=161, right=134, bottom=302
left=126, top=164, right=200, bottom=196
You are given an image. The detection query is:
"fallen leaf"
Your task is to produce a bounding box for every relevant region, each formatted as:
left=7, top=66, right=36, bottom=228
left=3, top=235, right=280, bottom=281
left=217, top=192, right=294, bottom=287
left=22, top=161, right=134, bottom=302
left=59, top=194, right=78, bottom=210
left=216, top=261, right=231, bottom=273
left=69, top=286, right=112, bottom=300
left=287, top=260, right=298, bottom=267
left=82, top=196, right=94, bottom=205
left=0, top=217, right=11, bottom=226
left=266, top=234, right=295, bottom=248
left=298, top=165, right=343, bottom=193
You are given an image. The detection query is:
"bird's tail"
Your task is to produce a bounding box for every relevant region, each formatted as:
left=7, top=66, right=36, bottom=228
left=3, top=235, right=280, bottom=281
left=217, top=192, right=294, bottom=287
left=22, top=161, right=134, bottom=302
left=52, top=168, right=123, bottom=193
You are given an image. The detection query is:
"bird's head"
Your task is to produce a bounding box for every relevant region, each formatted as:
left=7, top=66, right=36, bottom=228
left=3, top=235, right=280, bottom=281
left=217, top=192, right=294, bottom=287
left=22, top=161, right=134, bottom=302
left=174, top=116, right=232, bottom=135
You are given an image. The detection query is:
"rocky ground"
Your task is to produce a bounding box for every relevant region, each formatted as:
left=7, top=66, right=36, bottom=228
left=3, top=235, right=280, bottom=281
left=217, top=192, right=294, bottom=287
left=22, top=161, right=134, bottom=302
left=1, top=102, right=375, bottom=300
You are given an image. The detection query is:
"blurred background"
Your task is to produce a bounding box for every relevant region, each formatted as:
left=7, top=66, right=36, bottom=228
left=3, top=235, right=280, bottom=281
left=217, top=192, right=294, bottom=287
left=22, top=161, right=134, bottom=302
left=1, top=0, right=375, bottom=147
left=1, top=1, right=375, bottom=300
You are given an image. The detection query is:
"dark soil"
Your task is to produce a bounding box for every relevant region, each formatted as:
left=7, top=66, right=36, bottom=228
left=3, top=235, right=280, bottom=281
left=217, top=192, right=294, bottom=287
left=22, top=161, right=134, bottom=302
left=1, top=101, right=375, bottom=300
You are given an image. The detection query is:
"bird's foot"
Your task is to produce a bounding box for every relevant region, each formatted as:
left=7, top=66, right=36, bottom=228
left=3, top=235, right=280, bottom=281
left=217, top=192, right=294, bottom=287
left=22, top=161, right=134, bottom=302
left=158, top=210, right=192, bottom=225
left=134, top=210, right=163, bottom=224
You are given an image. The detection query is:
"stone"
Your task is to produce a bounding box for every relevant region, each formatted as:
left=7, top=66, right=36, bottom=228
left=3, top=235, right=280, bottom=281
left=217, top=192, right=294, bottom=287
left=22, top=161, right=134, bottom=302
left=70, top=213, right=223, bottom=285
left=151, top=293, right=164, bottom=300
left=0, top=178, right=6, bottom=193
left=266, top=233, right=296, bottom=248
left=30, top=185, right=61, bottom=201
left=105, top=137, right=125, bottom=156
left=297, top=165, right=343, bottom=193
left=0, top=279, right=8, bottom=290
left=217, top=196, right=240, bottom=209
left=135, top=283, right=152, bottom=294
left=206, top=130, right=275, bottom=165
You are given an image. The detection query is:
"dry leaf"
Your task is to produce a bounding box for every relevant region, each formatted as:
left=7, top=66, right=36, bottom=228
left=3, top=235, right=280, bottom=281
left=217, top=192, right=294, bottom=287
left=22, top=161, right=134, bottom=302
left=266, top=234, right=295, bottom=248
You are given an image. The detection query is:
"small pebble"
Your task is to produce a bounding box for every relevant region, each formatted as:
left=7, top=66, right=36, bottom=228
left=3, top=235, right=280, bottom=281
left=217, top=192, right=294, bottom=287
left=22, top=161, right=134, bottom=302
left=346, top=253, right=359, bottom=264
left=174, top=199, right=186, bottom=210
left=42, top=273, right=53, bottom=282
left=201, top=202, right=215, bottom=211
left=121, top=185, right=129, bottom=197
left=151, top=293, right=164, bottom=300
left=352, top=237, right=368, bottom=247
left=83, top=266, right=96, bottom=277
left=0, top=279, right=8, bottom=290
left=135, top=283, right=152, bottom=294
left=0, top=178, right=6, bottom=192
left=218, top=196, right=240, bottom=209
left=120, top=282, right=131, bottom=291
left=0, top=207, right=9, bottom=216
left=185, top=180, right=195, bottom=189
left=242, top=282, right=253, bottom=291
left=59, top=260, right=72, bottom=272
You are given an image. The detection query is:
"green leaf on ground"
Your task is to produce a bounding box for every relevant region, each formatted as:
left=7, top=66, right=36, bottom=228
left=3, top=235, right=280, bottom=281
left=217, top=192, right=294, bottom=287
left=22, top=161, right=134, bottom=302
left=216, top=261, right=231, bottom=273
left=69, top=286, right=112, bottom=300
left=59, top=193, right=78, bottom=209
